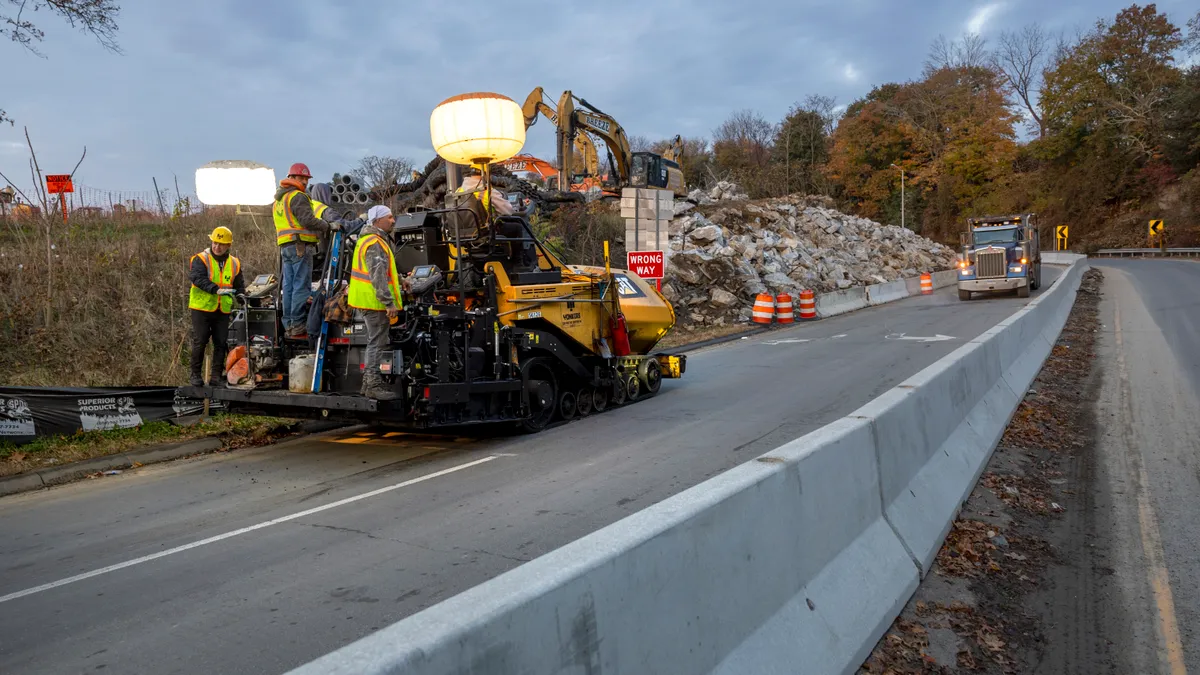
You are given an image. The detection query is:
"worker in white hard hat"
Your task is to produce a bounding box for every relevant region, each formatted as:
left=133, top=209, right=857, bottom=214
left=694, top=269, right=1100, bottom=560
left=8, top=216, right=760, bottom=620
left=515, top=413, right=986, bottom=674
left=347, top=205, right=402, bottom=400
left=188, top=226, right=246, bottom=387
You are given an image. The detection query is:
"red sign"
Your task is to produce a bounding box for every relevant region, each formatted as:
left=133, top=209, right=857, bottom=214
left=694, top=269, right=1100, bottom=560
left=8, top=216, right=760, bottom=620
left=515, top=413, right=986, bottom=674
left=46, top=174, right=74, bottom=194
left=627, top=250, right=664, bottom=279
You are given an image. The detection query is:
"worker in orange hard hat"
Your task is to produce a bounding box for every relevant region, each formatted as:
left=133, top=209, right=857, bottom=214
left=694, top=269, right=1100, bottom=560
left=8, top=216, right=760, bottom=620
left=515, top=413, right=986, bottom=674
left=188, top=225, right=246, bottom=387
left=274, top=162, right=337, bottom=339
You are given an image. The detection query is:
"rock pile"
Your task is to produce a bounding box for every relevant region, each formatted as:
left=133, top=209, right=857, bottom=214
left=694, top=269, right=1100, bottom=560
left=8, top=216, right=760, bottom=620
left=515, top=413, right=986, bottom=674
left=661, top=188, right=956, bottom=328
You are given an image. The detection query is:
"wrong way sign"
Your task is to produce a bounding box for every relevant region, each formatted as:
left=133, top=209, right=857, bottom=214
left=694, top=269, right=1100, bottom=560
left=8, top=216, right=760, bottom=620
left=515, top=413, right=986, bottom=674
left=627, top=250, right=664, bottom=279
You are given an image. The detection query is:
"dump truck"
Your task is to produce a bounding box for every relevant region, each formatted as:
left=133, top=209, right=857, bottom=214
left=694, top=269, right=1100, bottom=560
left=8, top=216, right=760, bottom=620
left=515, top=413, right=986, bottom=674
left=177, top=200, right=685, bottom=433
left=956, top=213, right=1042, bottom=300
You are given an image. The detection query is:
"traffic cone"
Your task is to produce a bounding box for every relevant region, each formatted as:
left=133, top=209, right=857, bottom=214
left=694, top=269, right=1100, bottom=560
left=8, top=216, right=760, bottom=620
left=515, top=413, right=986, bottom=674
left=920, top=273, right=933, bottom=295
left=775, top=294, right=794, bottom=324
left=798, top=290, right=816, bottom=319
left=752, top=293, right=775, bottom=325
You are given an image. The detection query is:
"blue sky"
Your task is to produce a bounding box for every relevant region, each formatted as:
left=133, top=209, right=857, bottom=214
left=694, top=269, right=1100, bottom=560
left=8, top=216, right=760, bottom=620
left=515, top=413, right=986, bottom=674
left=1, top=0, right=1195, bottom=201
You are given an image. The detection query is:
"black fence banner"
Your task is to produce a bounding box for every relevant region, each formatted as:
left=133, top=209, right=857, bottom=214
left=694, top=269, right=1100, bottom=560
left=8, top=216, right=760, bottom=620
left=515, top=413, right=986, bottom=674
left=0, top=387, right=222, bottom=445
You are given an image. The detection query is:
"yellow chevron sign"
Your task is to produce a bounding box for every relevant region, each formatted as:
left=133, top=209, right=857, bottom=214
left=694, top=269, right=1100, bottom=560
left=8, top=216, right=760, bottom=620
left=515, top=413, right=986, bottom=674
left=1149, top=219, right=1164, bottom=236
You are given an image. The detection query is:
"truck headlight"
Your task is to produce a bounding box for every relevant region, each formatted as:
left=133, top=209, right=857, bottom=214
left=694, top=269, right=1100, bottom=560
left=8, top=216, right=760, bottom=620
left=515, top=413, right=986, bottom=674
left=1010, top=265, right=1023, bottom=273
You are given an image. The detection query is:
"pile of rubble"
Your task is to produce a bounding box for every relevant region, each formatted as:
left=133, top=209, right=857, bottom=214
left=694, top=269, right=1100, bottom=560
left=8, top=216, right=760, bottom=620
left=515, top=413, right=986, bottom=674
left=662, top=183, right=956, bottom=328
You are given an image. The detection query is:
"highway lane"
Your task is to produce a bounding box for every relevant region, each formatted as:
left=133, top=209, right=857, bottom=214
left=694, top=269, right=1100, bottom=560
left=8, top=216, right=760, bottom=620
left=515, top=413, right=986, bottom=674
left=0, top=267, right=1062, bottom=675
left=1081, top=260, right=1200, bottom=673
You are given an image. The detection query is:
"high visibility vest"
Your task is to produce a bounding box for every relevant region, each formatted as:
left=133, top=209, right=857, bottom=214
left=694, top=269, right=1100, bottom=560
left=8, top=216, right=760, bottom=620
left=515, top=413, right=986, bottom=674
left=348, top=233, right=402, bottom=311
left=273, top=190, right=320, bottom=245
left=457, top=181, right=491, bottom=211
left=188, top=249, right=241, bottom=313
left=312, top=200, right=328, bottom=219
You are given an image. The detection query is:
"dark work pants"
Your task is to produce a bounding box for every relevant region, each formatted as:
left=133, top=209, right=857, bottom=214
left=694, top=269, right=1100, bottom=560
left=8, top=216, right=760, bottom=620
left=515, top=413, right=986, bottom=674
left=190, top=309, right=230, bottom=381
left=362, top=310, right=391, bottom=380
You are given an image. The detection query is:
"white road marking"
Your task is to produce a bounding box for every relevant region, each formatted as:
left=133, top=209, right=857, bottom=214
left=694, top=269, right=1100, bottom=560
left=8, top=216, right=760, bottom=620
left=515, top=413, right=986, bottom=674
left=884, top=333, right=956, bottom=343
left=762, top=334, right=848, bottom=346
left=0, top=455, right=499, bottom=605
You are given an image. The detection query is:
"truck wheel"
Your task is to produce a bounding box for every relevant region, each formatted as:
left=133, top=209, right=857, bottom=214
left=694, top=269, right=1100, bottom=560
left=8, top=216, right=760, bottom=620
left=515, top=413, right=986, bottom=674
left=590, top=387, right=609, bottom=413
left=1017, top=284, right=1030, bottom=298
left=641, top=359, right=662, bottom=395
left=624, top=374, right=641, bottom=403
left=558, top=390, right=577, bottom=421
left=611, top=379, right=627, bottom=407
left=958, top=290, right=971, bottom=301
left=575, top=390, right=593, bottom=417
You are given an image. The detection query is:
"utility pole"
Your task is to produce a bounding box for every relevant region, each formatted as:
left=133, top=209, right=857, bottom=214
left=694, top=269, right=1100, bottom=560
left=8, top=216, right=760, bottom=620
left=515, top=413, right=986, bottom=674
left=890, top=163, right=905, bottom=230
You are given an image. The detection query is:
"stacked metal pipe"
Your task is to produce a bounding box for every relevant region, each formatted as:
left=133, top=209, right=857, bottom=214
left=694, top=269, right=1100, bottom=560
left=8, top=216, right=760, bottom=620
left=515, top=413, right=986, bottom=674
left=329, top=173, right=371, bottom=205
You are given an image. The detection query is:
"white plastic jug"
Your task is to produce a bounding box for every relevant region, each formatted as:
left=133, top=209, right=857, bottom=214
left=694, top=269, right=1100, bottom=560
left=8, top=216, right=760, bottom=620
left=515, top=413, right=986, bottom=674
left=289, top=354, right=316, bottom=393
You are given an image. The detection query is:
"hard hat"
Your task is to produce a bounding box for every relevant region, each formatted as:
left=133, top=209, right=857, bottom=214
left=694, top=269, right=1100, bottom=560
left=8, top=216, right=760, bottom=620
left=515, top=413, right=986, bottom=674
left=288, top=163, right=312, bottom=178
left=210, top=226, right=234, bottom=245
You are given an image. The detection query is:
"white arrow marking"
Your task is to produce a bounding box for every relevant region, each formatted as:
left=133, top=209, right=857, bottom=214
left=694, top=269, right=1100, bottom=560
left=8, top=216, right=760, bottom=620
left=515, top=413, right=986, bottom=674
left=885, top=333, right=956, bottom=343
left=764, top=338, right=811, bottom=345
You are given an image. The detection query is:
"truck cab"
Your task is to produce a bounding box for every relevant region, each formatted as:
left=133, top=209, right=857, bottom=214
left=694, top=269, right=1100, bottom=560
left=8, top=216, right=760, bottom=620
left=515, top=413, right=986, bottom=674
left=956, top=213, right=1041, bottom=300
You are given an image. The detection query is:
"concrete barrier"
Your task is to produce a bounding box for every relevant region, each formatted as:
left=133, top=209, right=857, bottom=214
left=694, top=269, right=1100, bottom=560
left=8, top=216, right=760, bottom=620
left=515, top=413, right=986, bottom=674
left=933, top=269, right=957, bottom=288
left=815, top=286, right=868, bottom=318
left=291, top=260, right=1089, bottom=675
left=866, top=279, right=908, bottom=306
left=1042, top=252, right=1086, bottom=265
left=292, top=418, right=918, bottom=675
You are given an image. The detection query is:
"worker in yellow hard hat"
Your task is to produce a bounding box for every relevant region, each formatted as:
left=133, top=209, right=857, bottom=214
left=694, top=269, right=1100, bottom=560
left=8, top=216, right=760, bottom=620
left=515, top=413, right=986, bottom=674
left=188, top=225, right=246, bottom=387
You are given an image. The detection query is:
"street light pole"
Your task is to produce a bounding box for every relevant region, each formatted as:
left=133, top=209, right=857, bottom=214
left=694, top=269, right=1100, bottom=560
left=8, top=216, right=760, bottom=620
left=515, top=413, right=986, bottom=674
left=890, top=163, right=904, bottom=230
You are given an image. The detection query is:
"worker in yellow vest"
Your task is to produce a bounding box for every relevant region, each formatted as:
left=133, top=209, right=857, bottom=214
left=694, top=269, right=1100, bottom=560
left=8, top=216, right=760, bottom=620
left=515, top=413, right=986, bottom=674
left=348, top=205, right=403, bottom=400
left=188, top=226, right=246, bottom=387
left=273, top=163, right=337, bottom=339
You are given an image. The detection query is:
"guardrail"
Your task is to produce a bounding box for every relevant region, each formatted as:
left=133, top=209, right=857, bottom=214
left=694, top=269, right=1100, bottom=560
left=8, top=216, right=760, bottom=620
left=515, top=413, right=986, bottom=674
left=1093, top=248, right=1200, bottom=257
left=289, top=260, right=1090, bottom=675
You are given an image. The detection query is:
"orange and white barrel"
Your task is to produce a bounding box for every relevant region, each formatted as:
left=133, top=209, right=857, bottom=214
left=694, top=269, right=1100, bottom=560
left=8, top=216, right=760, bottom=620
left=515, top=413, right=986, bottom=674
left=920, top=273, right=933, bottom=295
left=775, top=294, right=794, bottom=324
left=752, top=293, right=775, bottom=324
left=798, top=289, right=816, bottom=319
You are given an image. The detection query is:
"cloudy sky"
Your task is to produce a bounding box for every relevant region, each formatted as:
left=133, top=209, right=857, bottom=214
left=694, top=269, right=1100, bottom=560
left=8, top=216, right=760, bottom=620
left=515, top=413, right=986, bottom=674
left=1, top=0, right=1195, bottom=202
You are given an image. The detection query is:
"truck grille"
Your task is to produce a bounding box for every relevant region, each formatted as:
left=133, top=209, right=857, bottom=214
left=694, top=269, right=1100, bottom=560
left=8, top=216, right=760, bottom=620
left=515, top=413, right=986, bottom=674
left=976, top=249, right=1006, bottom=279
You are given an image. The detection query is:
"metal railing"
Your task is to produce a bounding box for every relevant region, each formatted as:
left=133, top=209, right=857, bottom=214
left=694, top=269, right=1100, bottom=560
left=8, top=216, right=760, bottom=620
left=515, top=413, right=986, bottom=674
left=1092, top=248, right=1200, bottom=258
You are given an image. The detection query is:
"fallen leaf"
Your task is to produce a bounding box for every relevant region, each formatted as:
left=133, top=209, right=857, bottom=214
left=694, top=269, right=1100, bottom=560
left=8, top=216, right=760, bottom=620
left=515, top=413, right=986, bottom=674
left=9, top=452, right=27, bottom=462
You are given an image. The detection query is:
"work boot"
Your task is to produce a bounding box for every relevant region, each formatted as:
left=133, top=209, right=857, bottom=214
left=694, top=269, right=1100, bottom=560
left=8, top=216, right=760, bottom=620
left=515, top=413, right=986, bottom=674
left=189, top=374, right=205, bottom=387
left=362, top=373, right=398, bottom=401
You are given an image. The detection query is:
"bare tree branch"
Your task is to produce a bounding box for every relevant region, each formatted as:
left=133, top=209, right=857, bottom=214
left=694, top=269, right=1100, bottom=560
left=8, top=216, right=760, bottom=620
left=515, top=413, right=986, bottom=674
left=355, top=154, right=415, bottom=189
left=994, top=24, right=1052, bottom=138
left=2, top=0, right=122, bottom=56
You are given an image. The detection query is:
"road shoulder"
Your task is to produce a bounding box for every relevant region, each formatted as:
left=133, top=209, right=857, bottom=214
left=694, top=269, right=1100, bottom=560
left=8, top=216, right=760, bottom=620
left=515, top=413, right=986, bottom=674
left=859, top=268, right=1125, bottom=673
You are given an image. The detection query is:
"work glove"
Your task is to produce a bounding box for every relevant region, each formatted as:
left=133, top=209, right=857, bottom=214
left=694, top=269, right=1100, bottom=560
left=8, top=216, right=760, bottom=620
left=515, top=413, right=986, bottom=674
left=217, top=288, right=236, bottom=296
left=328, top=222, right=341, bottom=232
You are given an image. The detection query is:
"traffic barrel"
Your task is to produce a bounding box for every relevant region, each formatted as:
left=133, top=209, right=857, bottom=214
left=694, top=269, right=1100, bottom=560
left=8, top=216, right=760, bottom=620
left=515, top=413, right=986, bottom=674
left=798, top=289, right=816, bottom=319
left=752, top=293, right=775, bottom=324
left=920, top=273, right=933, bottom=295
left=775, top=294, right=794, bottom=324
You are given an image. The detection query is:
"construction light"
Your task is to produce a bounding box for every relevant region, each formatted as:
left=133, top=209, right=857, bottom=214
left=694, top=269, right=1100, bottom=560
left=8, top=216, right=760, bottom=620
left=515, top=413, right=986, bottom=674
left=429, top=92, right=525, bottom=166
left=195, top=160, right=276, bottom=206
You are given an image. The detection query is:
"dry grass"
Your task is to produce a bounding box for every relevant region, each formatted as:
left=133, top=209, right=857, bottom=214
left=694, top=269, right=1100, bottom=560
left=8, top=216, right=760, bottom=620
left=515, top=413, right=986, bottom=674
left=1, top=211, right=278, bottom=386
left=0, top=414, right=297, bottom=478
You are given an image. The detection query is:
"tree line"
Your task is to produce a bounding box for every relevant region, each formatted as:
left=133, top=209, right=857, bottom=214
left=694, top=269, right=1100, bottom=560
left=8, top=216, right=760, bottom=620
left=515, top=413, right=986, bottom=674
left=636, top=4, right=1200, bottom=248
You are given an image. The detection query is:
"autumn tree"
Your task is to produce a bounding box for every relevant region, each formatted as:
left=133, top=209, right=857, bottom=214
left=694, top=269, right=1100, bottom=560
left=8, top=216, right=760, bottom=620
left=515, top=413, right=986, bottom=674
left=773, top=95, right=837, bottom=196
left=712, top=109, right=778, bottom=197
left=2, top=0, right=121, bottom=124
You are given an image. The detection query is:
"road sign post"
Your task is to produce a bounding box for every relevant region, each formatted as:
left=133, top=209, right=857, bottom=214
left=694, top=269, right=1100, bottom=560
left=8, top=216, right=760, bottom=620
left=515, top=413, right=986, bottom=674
left=46, top=174, right=74, bottom=224
left=1055, top=225, right=1068, bottom=251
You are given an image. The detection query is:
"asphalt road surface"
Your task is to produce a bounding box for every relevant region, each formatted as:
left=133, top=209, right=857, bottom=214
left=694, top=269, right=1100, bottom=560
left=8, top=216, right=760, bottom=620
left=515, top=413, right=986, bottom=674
left=1073, top=260, right=1200, bottom=674
left=0, top=268, right=1062, bottom=675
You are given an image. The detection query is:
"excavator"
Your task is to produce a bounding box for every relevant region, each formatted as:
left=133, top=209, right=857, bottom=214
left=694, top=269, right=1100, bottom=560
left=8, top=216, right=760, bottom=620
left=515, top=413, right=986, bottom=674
left=521, top=88, right=686, bottom=197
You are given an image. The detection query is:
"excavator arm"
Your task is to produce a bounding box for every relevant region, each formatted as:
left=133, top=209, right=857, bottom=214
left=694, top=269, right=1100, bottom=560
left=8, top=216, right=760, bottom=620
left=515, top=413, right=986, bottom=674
left=557, top=91, right=633, bottom=188
left=662, top=135, right=683, bottom=163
